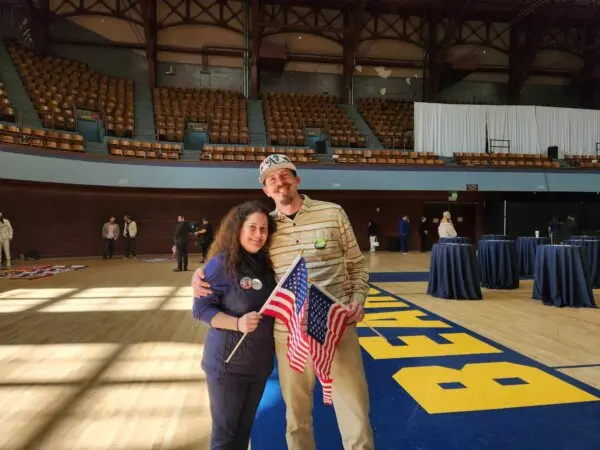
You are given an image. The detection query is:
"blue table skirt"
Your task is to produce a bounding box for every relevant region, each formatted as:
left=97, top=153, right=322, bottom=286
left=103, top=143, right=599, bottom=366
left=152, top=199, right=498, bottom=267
left=427, top=243, right=483, bottom=300
left=478, top=240, right=519, bottom=290
left=570, top=235, right=600, bottom=241
left=565, top=239, right=600, bottom=289
left=517, top=236, right=551, bottom=277
left=439, top=237, right=471, bottom=245
left=480, top=234, right=509, bottom=241
left=532, top=245, right=596, bottom=308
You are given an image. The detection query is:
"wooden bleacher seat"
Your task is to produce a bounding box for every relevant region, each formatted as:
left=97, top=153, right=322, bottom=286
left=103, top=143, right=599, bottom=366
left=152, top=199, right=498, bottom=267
left=263, top=92, right=365, bottom=148
left=153, top=87, right=248, bottom=144
left=359, top=98, right=414, bottom=149
left=8, top=43, right=134, bottom=136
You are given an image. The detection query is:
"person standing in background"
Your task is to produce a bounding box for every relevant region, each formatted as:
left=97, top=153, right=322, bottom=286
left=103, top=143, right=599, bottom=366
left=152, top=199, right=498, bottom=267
left=123, top=215, right=138, bottom=258
left=548, top=216, right=561, bottom=244
left=399, top=215, right=410, bottom=254
left=195, top=217, right=214, bottom=263
left=419, top=216, right=428, bottom=252
left=102, top=217, right=120, bottom=259
left=174, top=215, right=189, bottom=272
left=561, top=215, right=578, bottom=242
left=438, top=211, right=458, bottom=238
left=0, top=212, right=14, bottom=268
left=367, top=220, right=379, bottom=253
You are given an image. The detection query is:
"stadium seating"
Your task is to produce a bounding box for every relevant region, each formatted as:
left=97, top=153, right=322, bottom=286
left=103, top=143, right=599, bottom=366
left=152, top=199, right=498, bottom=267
left=564, top=155, right=600, bottom=169
left=334, top=149, right=442, bottom=165
left=263, top=93, right=366, bottom=148
left=0, top=123, right=85, bottom=152
left=359, top=98, right=414, bottom=149
left=107, top=138, right=181, bottom=160
left=153, top=87, right=248, bottom=144
left=0, top=80, right=16, bottom=123
left=8, top=43, right=134, bottom=137
left=454, top=152, right=561, bottom=168
left=200, top=145, right=318, bottom=163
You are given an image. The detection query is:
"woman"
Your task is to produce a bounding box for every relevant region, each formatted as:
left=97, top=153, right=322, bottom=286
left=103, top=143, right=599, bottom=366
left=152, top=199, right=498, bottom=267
left=192, top=200, right=277, bottom=450
left=367, top=220, right=379, bottom=252
left=438, top=211, right=458, bottom=238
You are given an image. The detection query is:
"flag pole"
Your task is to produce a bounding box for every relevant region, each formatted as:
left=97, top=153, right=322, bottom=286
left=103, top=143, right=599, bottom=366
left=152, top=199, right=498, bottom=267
left=309, top=282, right=385, bottom=340
left=225, top=249, right=306, bottom=364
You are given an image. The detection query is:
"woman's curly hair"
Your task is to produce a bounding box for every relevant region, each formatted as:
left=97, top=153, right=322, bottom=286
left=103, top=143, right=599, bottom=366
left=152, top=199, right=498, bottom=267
left=206, top=200, right=276, bottom=277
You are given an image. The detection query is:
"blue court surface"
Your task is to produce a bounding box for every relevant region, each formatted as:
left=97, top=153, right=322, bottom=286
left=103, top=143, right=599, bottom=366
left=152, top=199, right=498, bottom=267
left=251, top=284, right=600, bottom=450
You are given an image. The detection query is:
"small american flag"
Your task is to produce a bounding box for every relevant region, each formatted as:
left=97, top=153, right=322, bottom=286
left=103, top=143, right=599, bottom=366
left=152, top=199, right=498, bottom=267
left=262, top=255, right=310, bottom=372
left=307, top=284, right=350, bottom=405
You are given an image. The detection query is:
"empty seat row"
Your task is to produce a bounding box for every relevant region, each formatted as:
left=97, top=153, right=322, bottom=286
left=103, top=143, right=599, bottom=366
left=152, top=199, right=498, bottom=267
left=0, top=124, right=85, bottom=153
left=107, top=139, right=182, bottom=153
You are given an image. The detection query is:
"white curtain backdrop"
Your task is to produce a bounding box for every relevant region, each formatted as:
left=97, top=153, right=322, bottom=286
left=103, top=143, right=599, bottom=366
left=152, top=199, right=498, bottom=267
left=535, top=107, right=574, bottom=158
left=414, top=102, right=486, bottom=156
left=486, top=105, right=540, bottom=154
left=569, top=109, right=600, bottom=156
left=535, top=107, right=600, bottom=156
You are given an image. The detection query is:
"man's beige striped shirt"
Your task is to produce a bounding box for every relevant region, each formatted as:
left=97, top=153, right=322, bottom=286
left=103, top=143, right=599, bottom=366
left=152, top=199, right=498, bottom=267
left=269, top=195, right=369, bottom=332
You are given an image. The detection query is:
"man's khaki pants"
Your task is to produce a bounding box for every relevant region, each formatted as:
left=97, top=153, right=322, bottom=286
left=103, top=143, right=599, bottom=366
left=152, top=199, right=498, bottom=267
left=274, top=325, right=374, bottom=450
left=0, top=240, right=10, bottom=267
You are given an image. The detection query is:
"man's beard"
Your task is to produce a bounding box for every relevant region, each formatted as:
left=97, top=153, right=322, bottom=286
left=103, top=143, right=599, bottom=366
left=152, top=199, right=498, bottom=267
left=278, top=193, right=294, bottom=205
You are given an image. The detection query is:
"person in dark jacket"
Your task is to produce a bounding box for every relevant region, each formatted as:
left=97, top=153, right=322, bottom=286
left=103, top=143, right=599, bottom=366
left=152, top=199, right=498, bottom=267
left=399, top=215, right=410, bottom=253
left=174, top=215, right=190, bottom=271
left=195, top=217, right=214, bottom=263
left=192, top=200, right=277, bottom=450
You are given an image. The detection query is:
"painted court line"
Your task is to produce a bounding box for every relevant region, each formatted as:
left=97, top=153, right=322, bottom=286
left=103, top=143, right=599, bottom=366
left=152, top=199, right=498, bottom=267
left=552, top=363, right=600, bottom=369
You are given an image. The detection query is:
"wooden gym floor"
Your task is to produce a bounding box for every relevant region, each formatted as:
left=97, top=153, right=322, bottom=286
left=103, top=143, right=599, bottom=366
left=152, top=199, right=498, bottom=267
left=0, top=252, right=599, bottom=449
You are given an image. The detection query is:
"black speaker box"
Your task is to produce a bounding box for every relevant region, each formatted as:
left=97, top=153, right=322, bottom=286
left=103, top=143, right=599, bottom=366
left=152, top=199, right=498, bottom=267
left=315, top=140, right=327, bottom=154
left=547, top=146, right=558, bottom=160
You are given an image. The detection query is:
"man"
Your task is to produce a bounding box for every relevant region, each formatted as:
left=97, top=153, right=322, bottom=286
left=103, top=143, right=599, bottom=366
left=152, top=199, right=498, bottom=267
left=101, top=217, right=119, bottom=259
left=123, top=215, right=138, bottom=258
left=174, top=215, right=189, bottom=272
left=194, top=217, right=213, bottom=263
left=399, top=215, right=410, bottom=254
left=192, top=154, right=374, bottom=450
left=0, top=212, right=14, bottom=268
left=548, top=216, right=561, bottom=244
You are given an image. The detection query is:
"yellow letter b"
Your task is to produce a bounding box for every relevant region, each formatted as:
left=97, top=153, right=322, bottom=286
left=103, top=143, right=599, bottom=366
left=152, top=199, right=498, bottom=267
left=393, top=362, right=598, bottom=414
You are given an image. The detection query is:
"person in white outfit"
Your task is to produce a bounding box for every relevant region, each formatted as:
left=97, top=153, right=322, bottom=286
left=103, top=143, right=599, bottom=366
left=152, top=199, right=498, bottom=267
left=0, top=212, right=14, bottom=267
left=438, top=211, right=458, bottom=238
left=367, top=220, right=379, bottom=252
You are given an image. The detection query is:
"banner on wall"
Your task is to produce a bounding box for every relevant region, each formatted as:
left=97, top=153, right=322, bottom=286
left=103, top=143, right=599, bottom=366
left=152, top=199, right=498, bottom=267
left=187, top=122, right=207, bottom=132
left=76, top=110, right=100, bottom=121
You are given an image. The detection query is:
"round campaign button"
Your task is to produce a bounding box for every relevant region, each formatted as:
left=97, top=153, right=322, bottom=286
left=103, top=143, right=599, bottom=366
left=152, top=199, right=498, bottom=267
left=240, top=276, right=252, bottom=289
left=252, top=278, right=263, bottom=290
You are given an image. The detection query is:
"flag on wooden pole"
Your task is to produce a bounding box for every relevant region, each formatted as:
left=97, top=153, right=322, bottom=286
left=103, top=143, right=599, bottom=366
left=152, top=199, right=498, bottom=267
left=306, top=283, right=350, bottom=405
left=261, top=254, right=310, bottom=372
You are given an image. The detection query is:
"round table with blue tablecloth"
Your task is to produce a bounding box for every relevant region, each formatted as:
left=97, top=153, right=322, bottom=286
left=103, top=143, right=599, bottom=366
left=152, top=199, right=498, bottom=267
left=569, top=235, right=600, bottom=241
left=480, top=234, right=509, bottom=241
left=532, top=245, right=596, bottom=308
left=517, top=236, right=550, bottom=277
left=427, top=243, right=483, bottom=300
left=565, top=239, right=600, bottom=289
left=478, top=240, right=519, bottom=290
left=438, top=236, right=471, bottom=245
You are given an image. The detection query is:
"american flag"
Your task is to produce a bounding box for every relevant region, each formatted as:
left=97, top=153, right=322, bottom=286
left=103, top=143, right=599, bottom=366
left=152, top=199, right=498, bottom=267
left=307, top=284, right=350, bottom=405
left=262, top=255, right=310, bottom=372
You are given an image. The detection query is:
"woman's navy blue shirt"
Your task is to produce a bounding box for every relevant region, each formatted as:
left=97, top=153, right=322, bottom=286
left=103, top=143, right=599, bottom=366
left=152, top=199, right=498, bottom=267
left=192, top=250, right=276, bottom=380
